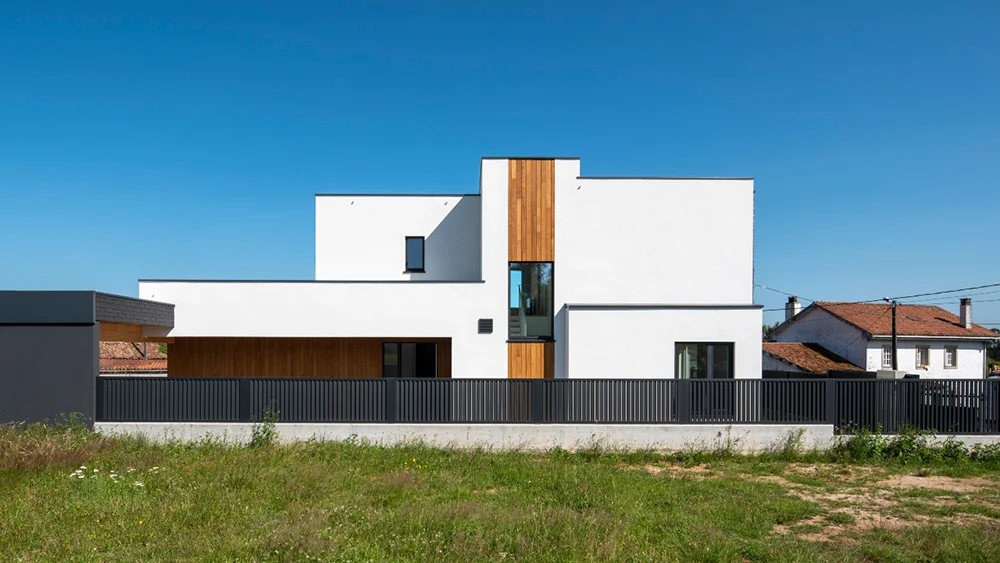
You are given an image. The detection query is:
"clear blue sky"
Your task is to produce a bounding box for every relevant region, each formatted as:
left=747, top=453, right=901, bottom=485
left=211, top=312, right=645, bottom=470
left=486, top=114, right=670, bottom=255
left=1, top=1, right=998, bottom=327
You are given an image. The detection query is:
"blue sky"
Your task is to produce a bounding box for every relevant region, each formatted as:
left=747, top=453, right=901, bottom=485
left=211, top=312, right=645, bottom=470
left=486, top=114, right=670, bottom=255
left=1, top=1, right=998, bottom=327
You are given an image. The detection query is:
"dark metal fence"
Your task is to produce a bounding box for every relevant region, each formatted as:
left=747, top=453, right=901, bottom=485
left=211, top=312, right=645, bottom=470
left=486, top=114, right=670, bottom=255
left=95, top=377, right=1000, bottom=434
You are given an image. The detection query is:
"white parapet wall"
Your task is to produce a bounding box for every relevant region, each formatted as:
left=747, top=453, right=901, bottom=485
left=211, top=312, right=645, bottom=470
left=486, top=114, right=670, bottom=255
left=96, top=423, right=838, bottom=453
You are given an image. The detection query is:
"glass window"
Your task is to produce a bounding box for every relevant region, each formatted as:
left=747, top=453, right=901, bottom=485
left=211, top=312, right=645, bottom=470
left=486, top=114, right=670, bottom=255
left=382, top=343, right=399, bottom=378
left=383, top=342, right=437, bottom=378
left=882, top=345, right=893, bottom=368
left=945, top=346, right=957, bottom=368
left=508, top=262, right=554, bottom=339
left=405, top=237, right=425, bottom=272
left=675, top=343, right=734, bottom=379
left=916, top=347, right=930, bottom=369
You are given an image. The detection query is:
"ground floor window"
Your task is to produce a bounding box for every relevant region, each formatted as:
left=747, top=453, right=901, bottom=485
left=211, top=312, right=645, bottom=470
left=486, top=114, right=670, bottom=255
left=675, top=343, right=734, bottom=379
left=382, top=342, right=437, bottom=378
left=916, top=346, right=930, bottom=369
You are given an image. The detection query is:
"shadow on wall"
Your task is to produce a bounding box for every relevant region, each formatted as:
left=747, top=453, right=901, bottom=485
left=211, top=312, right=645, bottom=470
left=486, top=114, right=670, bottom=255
left=554, top=306, right=568, bottom=379
left=407, top=196, right=482, bottom=281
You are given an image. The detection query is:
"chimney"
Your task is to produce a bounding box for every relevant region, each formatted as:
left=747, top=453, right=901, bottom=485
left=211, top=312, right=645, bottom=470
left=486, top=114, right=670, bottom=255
left=785, top=296, right=801, bottom=322
left=960, top=298, right=972, bottom=329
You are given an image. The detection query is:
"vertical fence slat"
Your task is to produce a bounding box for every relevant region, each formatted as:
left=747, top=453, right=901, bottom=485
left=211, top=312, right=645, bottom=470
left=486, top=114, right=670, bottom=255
left=92, top=377, right=1000, bottom=435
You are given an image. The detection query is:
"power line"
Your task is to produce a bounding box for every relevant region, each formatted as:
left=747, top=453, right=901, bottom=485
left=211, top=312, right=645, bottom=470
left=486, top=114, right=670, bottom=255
left=887, top=283, right=1000, bottom=301
left=754, top=285, right=815, bottom=303
left=902, top=288, right=1000, bottom=303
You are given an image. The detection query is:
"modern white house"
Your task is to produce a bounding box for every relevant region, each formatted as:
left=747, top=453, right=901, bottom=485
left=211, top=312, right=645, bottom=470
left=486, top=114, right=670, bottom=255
left=770, top=297, right=998, bottom=378
left=139, top=157, right=762, bottom=380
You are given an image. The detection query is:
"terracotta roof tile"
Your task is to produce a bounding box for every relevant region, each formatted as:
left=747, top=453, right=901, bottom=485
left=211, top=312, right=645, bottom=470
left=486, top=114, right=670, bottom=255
left=100, top=342, right=167, bottom=360
left=100, top=359, right=168, bottom=372
left=811, top=302, right=998, bottom=339
left=763, top=342, right=863, bottom=373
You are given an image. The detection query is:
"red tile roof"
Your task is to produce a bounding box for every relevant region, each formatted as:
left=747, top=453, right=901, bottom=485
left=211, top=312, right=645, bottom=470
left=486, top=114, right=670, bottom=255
left=763, top=342, right=863, bottom=373
left=100, top=359, right=168, bottom=372
left=811, top=302, right=998, bottom=339
left=100, top=342, right=167, bottom=360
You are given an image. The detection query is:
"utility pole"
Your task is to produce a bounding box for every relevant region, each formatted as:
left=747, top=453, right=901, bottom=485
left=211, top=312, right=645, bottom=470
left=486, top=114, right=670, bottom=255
left=883, top=298, right=898, bottom=371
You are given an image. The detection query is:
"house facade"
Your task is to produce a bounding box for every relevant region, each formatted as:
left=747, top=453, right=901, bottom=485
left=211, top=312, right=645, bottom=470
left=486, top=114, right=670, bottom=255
left=771, top=298, right=997, bottom=378
left=140, top=157, right=761, bottom=380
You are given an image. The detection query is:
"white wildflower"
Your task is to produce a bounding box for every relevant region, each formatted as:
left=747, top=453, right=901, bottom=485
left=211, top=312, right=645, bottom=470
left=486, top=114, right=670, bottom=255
left=134, top=482, right=144, bottom=488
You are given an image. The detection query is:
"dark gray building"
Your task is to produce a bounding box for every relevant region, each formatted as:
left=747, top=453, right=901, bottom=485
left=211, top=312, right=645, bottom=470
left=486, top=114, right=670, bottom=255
left=0, top=291, right=173, bottom=426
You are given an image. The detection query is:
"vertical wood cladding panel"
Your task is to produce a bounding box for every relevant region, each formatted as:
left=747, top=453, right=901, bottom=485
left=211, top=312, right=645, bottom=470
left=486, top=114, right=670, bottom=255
left=508, top=159, right=555, bottom=262
left=168, top=337, right=452, bottom=378
left=507, top=342, right=554, bottom=379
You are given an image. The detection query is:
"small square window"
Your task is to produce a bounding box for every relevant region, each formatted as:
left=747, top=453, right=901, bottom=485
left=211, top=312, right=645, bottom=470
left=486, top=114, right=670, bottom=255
left=916, top=347, right=929, bottom=369
left=944, top=346, right=958, bottom=368
left=881, top=345, right=893, bottom=368
left=405, top=237, right=425, bottom=272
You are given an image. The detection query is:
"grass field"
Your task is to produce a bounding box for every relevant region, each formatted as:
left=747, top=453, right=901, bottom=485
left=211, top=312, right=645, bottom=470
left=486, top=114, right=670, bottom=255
left=2, top=423, right=1000, bottom=562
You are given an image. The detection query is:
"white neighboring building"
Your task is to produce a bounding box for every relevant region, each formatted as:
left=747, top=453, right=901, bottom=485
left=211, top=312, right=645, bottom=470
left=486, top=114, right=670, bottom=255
left=140, top=157, right=761, bottom=380
left=771, top=298, right=998, bottom=378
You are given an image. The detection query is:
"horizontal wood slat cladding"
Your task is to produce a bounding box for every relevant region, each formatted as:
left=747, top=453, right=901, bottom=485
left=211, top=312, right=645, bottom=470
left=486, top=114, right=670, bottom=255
left=507, top=342, right=554, bottom=379
left=508, top=159, right=555, bottom=262
left=167, top=337, right=452, bottom=379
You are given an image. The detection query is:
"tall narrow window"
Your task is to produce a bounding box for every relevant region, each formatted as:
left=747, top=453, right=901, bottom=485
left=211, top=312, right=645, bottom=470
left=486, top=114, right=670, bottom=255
left=944, top=346, right=958, bottom=368
left=882, top=345, right=893, bottom=368
left=675, top=343, right=734, bottom=379
left=916, top=346, right=930, bottom=369
left=508, top=262, right=554, bottom=339
left=405, top=237, right=425, bottom=272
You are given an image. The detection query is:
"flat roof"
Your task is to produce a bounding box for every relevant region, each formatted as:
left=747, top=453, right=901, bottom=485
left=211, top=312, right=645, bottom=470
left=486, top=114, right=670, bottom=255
left=481, top=156, right=580, bottom=160
left=138, top=279, right=485, bottom=284
left=577, top=176, right=755, bottom=180
left=0, top=291, right=174, bottom=326
left=315, top=193, right=479, bottom=198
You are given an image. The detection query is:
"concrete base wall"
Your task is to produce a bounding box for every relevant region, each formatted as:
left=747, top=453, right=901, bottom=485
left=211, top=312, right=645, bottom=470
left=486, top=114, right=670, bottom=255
left=95, top=423, right=838, bottom=453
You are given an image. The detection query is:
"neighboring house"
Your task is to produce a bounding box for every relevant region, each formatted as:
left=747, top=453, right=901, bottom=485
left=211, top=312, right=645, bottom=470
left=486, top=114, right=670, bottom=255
left=771, top=297, right=998, bottom=378
left=140, top=157, right=762, bottom=380
left=100, top=341, right=167, bottom=376
left=762, top=342, right=863, bottom=375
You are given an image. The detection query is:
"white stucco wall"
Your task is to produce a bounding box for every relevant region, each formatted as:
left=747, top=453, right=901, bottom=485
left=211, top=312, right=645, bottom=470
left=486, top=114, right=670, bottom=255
left=564, top=307, right=762, bottom=379
left=555, top=176, right=754, bottom=305
left=864, top=340, right=986, bottom=378
left=771, top=308, right=867, bottom=369
left=315, top=195, right=482, bottom=281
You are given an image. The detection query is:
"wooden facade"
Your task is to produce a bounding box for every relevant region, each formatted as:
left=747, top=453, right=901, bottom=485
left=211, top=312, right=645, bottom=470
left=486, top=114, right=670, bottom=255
left=167, top=337, right=451, bottom=379
left=507, top=158, right=557, bottom=379
left=507, top=342, right=555, bottom=379
left=507, top=159, right=555, bottom=262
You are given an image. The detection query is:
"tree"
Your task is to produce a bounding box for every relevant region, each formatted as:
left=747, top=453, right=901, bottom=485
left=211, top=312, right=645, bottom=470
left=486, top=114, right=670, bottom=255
left=762, top=323, right=779, bottom=341
left=989, top=329, right=1000, bottom=368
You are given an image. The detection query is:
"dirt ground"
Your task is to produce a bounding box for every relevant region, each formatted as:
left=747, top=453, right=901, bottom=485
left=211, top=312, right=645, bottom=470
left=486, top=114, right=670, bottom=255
left=627, top=462, right=1000, bottom=543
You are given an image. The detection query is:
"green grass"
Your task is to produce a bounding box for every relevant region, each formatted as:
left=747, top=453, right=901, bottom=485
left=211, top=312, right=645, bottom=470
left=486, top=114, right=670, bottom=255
left=2, top=424, right=1000, bottom=562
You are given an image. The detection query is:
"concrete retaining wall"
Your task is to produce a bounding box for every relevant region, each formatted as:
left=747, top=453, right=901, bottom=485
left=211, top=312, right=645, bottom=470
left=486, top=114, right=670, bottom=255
left=95, top=423, right=839, bottom=452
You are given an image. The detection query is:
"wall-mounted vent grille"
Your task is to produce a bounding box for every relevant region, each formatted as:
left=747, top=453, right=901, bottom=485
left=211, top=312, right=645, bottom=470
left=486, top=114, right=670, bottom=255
left=478, top=319, right=493, bottom=334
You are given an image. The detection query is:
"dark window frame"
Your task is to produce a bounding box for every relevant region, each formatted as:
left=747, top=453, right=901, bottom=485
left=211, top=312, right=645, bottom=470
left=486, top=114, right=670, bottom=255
left=404, top=236, right=425, bottom=273
left=507, top=261, right=555, bottom=342
left=674, top=342, right=736, bottom=379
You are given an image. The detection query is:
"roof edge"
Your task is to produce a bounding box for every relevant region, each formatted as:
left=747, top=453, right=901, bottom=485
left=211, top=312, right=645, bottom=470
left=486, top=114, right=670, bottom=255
left=578, top=176, right=754, bottom=181
left=315, top=193, right=480, bottom=198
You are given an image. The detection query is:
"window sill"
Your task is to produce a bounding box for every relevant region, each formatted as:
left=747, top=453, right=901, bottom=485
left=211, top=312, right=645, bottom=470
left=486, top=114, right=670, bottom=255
left=507, top=337, right=555, bottom=343
left=403, top=269, right=426, bottom=273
